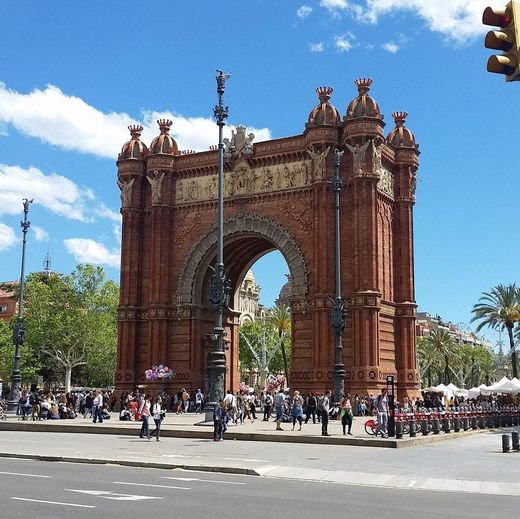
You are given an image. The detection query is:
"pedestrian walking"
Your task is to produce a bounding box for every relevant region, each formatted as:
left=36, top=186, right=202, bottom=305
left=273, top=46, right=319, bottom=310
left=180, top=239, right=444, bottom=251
left=138, top=393, right=152, bottom=440
left=304, top=393, right=317, bottom=424
left=92, top=389, right=104, bottom=424
left=291, top=391, right=304, bottom=431
left=195, top=389, right=203, bottom=413
left=213, top=399, right=225, bottom=441
left=274, top=388, right=285, bottom=431
left=340, top=393, right=353, bottom=435
left=375, top=388, right=389, bottom=438
left=150, top=396, right=163, bottom=441
left=263, top=392, right=272, bottom=421
left=321, top=390, right=331, bottom=436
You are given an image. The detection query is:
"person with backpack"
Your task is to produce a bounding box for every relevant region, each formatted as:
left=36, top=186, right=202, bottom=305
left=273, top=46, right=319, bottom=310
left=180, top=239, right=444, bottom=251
left=30, top=390, right=41, bottom=421
left=305, top=393, right=317, bottom=424
left=138, top=393, right=152, bottom=440
left=316, top=392, right=325, bottom=423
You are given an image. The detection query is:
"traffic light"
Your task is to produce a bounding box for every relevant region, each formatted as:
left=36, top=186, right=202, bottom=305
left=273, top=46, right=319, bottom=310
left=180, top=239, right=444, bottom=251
left=483, top=1, right=520, bottom=81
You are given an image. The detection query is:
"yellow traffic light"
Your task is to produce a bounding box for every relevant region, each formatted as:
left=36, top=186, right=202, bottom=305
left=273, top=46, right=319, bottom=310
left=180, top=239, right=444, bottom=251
left=483, top=1, right=520, bottom=81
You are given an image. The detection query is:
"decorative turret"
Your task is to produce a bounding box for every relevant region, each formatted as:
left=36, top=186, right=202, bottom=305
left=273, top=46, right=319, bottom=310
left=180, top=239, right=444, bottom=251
left=306, top=86, right=341, bottom=128
left=149, top=119, right=179, bottom=155
left=119, top=125, right=149, bottom=160
left=386, top=112, right=417, bottom=149
left=345, top=78, right=382, bottom=120
left=343, top=78, right=385, bottom=143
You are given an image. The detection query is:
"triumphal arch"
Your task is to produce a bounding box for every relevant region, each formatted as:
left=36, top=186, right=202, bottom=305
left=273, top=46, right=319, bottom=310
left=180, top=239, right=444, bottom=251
left=115, top=78, right=420, bottom=398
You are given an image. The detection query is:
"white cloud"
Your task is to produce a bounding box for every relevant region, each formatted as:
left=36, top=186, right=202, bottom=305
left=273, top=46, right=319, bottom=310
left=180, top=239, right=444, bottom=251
left=32, top=225, right=49, bottom=242
left=320, top=0, right=349, bottom=10
left=335, top=32, right=357, bottom=52
left=297, top=5, right=313, bottom=18
left=0, top=223, right=17, bottom=252
left=113, top=224, right=122, bottom=246
left=64, top=238, right=120, bottom=268
left=309, top=42, right=325, bottom=52
left=382, top=42, right=399, bottom=53
left=0, top=83, right=272, bottom=159
left=0, top=163, right=94, bottom=221
left=93, top=203, right=121, bottom=223
left=354, top=1, right=490, bottom=42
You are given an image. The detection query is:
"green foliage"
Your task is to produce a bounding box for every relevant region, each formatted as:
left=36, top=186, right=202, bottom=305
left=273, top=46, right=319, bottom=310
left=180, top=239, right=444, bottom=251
left=0, top=317, right=41, bottom=386
left=239, top=319, right=291, bottom=376
left=417, top=334, right=498, bottom=389
left=22, top=264, right=118, bottom=390
left=472, top=283, right=520, bottom=378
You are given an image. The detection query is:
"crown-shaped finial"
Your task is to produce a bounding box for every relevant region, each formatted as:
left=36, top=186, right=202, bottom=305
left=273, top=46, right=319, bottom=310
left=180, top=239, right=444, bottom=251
left=157, top=119, right=173, bottom=134
left=354, top=77, right=373, bottom=94
left=128, top=125, right=143, bottom=138
left=209, top=145, right=218, bottom=150
left=316, top=86, right=333, bottom=103
left=392, top=111, right=408, bottom=126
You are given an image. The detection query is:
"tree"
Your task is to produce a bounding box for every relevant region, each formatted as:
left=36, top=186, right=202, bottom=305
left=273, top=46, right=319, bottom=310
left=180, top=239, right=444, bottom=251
left=416, top=337, right=439, bottom=387
left=239, top=318, right=291, bottom=387
left=23, top=265, right=118, bottom=392
left=472, top=284, right=520, bottom=379
left=420, top=329, right=457, bottom=384
left=267, top=305, right=292, bottom=387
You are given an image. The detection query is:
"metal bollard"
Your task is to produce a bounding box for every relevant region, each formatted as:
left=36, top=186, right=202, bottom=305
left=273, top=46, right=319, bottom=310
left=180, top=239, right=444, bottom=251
left=486, top=411, right=493, bottom=428
left=471, top=414, right=478, bottom=430
left=421, top=416, right=429, bottom=436
left=462, top=415, right=469, bottom=431
left=514, top=409, right=519, bottom=427
left=442, top=415, right=450, bottom=433
left=494, top=412, right=501, bottom=429
left=453, top=414, right=460, bottom=432
left=432, top=416, right=440, bottom=434
left=409, top=416, right=416, bottom=437
left=512, top=431, right=520, bottom=451
left=502, top=434, right=511, bottom=453
left=395, top=417, right=403, bottom=439
left=478, top=413, right=485, bottom=429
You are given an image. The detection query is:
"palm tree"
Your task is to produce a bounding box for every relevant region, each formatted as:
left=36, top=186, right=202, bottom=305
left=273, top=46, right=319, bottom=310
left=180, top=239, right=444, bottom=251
left=416, top=337, right=439, bottom=387
left=472, top=284, right=520, bottom=379
left=267, top=304, right=291, bottom=387
left=422, top=329, right=457, bottom=384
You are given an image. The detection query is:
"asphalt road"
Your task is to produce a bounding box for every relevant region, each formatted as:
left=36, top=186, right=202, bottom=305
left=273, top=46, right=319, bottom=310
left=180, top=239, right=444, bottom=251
left=0, top=457, right=518, bottom=519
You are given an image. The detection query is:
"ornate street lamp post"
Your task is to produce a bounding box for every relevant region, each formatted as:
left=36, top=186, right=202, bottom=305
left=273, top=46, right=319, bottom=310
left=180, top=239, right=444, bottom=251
left=206, top=70, right=231, bottom=416
left=8, top=198, right=33, bottom=411
left=331, top=149, right=346, bottom=404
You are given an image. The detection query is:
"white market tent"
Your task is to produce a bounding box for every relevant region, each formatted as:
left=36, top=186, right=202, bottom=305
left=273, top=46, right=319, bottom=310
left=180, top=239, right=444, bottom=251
left=480, top=377, right=520, bottom=395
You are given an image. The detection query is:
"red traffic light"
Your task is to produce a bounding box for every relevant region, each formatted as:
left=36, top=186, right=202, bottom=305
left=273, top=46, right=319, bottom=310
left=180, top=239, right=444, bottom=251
left=483, top=6, right=512, bottom=27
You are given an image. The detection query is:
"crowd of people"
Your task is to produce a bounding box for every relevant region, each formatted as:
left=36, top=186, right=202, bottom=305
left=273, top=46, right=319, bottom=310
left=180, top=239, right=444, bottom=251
left=15, top=388, right=113, bottom=421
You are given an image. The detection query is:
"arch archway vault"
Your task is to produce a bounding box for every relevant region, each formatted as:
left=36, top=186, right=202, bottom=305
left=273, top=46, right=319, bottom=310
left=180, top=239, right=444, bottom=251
left=115, top=83, right=421, bottom=400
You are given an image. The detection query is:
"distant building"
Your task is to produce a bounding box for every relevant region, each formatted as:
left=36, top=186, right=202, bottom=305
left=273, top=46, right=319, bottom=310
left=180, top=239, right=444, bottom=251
left=237, top=270, right=263, bottom=324
left=0, top=282, right=17, bottom=321
left=416, top=312, right=490, bottom=348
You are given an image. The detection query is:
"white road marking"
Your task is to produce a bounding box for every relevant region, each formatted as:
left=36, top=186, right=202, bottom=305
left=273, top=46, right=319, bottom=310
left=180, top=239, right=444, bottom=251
left=11, top=497, right=95, bottom=508
left=161, top=476, right=245, bottom=485
left=66, top=489, right=161, bottom=501
left=222, top=457, right=270, bottom=462
left=113, top=481, right=191, bottom=490
left=0, top=471, right=50, bottom=478
left=408, top=480, right=417, bottom=488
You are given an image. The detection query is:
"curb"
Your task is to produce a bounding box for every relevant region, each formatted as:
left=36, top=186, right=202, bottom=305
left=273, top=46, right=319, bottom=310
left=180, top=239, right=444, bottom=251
left=0, top=452, right=261, bottom=476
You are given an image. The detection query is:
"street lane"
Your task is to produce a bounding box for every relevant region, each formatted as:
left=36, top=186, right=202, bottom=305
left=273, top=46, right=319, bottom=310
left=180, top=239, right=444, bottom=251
left=1, top=458, right=519, bottom=519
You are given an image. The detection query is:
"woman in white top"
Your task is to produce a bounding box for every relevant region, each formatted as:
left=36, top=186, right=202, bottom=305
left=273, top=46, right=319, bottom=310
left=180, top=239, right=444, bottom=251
left=150, top=396, right=163, bottom=441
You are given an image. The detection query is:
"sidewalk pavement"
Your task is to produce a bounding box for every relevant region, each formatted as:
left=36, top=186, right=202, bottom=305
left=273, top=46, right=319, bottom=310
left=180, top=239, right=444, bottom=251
left=0, top=410, right=486, bottom=448
left=1, top=425, right=520, bottom=497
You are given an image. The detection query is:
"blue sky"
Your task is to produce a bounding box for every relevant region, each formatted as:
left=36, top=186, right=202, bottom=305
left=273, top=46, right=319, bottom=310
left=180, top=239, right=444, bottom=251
left=0, top=1, right=517, bottom=346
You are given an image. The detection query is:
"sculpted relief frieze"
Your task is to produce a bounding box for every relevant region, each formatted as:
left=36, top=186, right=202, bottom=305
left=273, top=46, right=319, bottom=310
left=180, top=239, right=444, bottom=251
left=377, top=167, right=394, bottom=198
left=175, top=159, right=313, bottom=204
